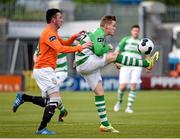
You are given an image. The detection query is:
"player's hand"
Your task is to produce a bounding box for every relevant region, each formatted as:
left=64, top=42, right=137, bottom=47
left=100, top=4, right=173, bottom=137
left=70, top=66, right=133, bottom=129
left=109, top=44, right=114, bottom=50
left=74, top=30, right=87, bottom=38
left=82, top=41, right=93, bottom=49
left=114, top=63, right=121, bottom=69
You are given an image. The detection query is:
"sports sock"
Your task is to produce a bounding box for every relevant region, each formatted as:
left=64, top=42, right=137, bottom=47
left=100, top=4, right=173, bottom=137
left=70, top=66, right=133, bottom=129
left=127, top=90, right=136, bottom=108
left=38, top=105, right=56, bottom=131
left=22, top=94, right=47, bottom=107
left=117, top=89, right=124, bottom=103
left=58, top=99, right=65, bottom=112
left=58, top=100, right=67, bottom=118
left=116, top=54, right=149, bottom=67
left=95, top=95, right=110, bottom=127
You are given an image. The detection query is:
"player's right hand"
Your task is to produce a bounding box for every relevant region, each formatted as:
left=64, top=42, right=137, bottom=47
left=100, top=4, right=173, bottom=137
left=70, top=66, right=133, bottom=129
left=82, top=41, right=93, bottom=49
left=114, top=63, right=121, bottom=69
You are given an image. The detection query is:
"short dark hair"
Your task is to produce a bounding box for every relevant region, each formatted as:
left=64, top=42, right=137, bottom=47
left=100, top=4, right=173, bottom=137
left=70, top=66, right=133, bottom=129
left=100, top=15, right=116, bottom=27
left=46, top=8, right=63, bottom=23
left=131, top=25, right=140, bottom=30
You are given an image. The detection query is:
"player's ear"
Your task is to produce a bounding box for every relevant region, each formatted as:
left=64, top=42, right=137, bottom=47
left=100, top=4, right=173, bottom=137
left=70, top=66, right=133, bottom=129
left=51, top=18, right=55, bottom=23
left=51, top=16, right=57, bottom=24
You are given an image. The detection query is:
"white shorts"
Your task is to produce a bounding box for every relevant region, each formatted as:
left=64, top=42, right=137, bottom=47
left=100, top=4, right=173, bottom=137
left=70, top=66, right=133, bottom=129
left=76, top=55, right=106, bottom=90
left=33, top=67, right=59, bottom=98
left=119, top=66, right=142, bottom=84
left=56, top=71, right=68, bottom=86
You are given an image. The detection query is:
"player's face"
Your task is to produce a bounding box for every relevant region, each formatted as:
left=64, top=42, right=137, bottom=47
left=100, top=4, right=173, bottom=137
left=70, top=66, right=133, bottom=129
left=105, top=21, right=116, bottom=36
left=53, top=12, right=64, bottom=29
left=131, top=27, right=140, bottom=39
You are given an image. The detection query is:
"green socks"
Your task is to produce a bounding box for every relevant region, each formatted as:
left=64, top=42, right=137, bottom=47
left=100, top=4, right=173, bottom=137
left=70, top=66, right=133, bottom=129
left=95, top=95, right=110, bottom=126
left=116, top=54, right=149, bottom=67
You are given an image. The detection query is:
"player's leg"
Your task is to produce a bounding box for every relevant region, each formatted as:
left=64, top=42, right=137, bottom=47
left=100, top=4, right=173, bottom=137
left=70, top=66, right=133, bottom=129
left=125, top=67, right=142, bottom=113
left=83, top=71, right=119, bottom=133
left=114, top=67, right=130, bottom=112
left=106, top=51, right=160, bottom=69
left=36, top=91, right=60, bottom=135
left=12, top=91, right=47, bottom=112
left=114, top=87, right=125, bottom=112
left=95, top=83, right=119, bottom=133
left=125, top=85, right=136, bottom=113
left=33, top=68, right=66, bottom=134
left=76, top=55, right=106, bottom=75
left=56, top=71, right=68, bottom=122
left=77, top=55, right=119, bottom=132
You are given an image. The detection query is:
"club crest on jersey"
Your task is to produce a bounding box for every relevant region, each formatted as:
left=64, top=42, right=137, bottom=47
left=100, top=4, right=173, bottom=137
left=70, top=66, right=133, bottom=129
left=97, top=38, right=104, bottom=42
left=51, top=78, right=57, bottom=85
left=49, top=36, right=57, bottom=42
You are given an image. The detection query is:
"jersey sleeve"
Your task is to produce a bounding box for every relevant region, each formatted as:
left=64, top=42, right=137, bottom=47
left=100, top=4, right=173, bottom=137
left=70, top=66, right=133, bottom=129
left=44, top=32, right=83, bottom=53
left=118, top=36, right=129, bottom=52
left=57, top=35, right=77, bottom=45
left=90, top=31, right=110, bottom=56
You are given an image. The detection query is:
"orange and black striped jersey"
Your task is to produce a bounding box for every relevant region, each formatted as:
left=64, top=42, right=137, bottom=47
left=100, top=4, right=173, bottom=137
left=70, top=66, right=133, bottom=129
left=34, top=25, right=83, bottom=69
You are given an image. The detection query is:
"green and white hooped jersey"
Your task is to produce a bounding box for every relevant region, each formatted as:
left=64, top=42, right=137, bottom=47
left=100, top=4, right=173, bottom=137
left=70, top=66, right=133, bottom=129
left=55, top=53, right=67, bottom=72
left=117, top=36, right=141, bottom=59
left=34, top=45, right=67, bottom=72
left=75, top=27, right=110, bottom=67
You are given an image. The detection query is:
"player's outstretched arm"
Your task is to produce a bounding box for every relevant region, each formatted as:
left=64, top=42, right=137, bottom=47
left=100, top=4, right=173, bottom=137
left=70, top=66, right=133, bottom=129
left=58, top=30, right=87, bottom=45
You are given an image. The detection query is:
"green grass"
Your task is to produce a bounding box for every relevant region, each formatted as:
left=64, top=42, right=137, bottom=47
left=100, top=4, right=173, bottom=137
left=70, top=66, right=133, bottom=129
left=0, top=90, right=180, bottom=138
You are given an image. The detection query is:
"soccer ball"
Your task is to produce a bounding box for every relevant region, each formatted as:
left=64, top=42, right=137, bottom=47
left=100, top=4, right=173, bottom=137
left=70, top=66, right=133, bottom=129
left=138, top=38, right=154, bottom=55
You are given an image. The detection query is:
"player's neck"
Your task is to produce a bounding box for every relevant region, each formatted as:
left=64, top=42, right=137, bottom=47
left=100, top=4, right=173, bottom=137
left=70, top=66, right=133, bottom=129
left=101, top=27, right=107, bottom=35
left=48, top=23, right=58, bottom=32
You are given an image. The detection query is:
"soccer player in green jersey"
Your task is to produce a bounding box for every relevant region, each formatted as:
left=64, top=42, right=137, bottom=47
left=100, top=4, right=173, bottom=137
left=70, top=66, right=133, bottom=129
left=75, top=16, right=159, bottom=132
left=113, top=25, right=142, bottom=113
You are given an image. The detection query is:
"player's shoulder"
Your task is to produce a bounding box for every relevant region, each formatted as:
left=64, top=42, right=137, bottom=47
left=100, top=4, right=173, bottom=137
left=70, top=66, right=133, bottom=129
left=91, top=27, right=104, bottom=34
left=43, top=26, right=56, bottom=36
left=123, top=36, right=131, bottom=40
left=119, top=36, right=130, bottom=43
left=41, top=27, right=58, bottom=42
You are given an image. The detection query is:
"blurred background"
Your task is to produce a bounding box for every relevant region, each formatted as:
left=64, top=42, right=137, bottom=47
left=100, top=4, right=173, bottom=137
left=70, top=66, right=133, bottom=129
left=0, top=0, right=180, bottom=92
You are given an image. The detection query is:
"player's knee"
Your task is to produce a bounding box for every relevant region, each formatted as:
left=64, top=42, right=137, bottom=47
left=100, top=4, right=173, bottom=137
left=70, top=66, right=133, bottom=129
left=48, top=97, right=61, bottom=108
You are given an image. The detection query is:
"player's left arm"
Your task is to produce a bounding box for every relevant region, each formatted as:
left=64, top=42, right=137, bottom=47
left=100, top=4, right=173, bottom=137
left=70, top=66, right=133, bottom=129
left=58, top=31, right=86, bottom=45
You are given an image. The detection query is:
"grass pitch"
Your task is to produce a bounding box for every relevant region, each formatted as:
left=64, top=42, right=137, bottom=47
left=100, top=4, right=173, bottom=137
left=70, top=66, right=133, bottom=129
left=0, top=90, right=180, bottom=138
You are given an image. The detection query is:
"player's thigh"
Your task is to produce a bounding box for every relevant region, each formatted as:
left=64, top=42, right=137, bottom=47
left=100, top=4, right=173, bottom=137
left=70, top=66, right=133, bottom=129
left=77, top=55, right=106, bottom=74
left=131, top=67, right=142, bottom=84
left=82, top=70, right=102, bottom=91
left=119, top=66, right=132, bottom=84
left=33, top=67, right=59, bottom=98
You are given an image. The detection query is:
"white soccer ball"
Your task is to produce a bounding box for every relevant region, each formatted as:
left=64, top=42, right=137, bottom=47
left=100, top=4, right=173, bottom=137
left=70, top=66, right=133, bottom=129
left=138, top=38, right=154, bottom=55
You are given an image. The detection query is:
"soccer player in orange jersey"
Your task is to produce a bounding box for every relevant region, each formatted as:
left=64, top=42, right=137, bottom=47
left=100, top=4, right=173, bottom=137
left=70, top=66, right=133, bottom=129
left=12, top=8, right=92, bottom=135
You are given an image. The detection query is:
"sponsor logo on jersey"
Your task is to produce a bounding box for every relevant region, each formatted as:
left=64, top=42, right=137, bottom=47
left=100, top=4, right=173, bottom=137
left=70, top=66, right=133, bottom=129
left=49, top=36, right=57, bottom=42
left=97, top=38, right=104, bottom=42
